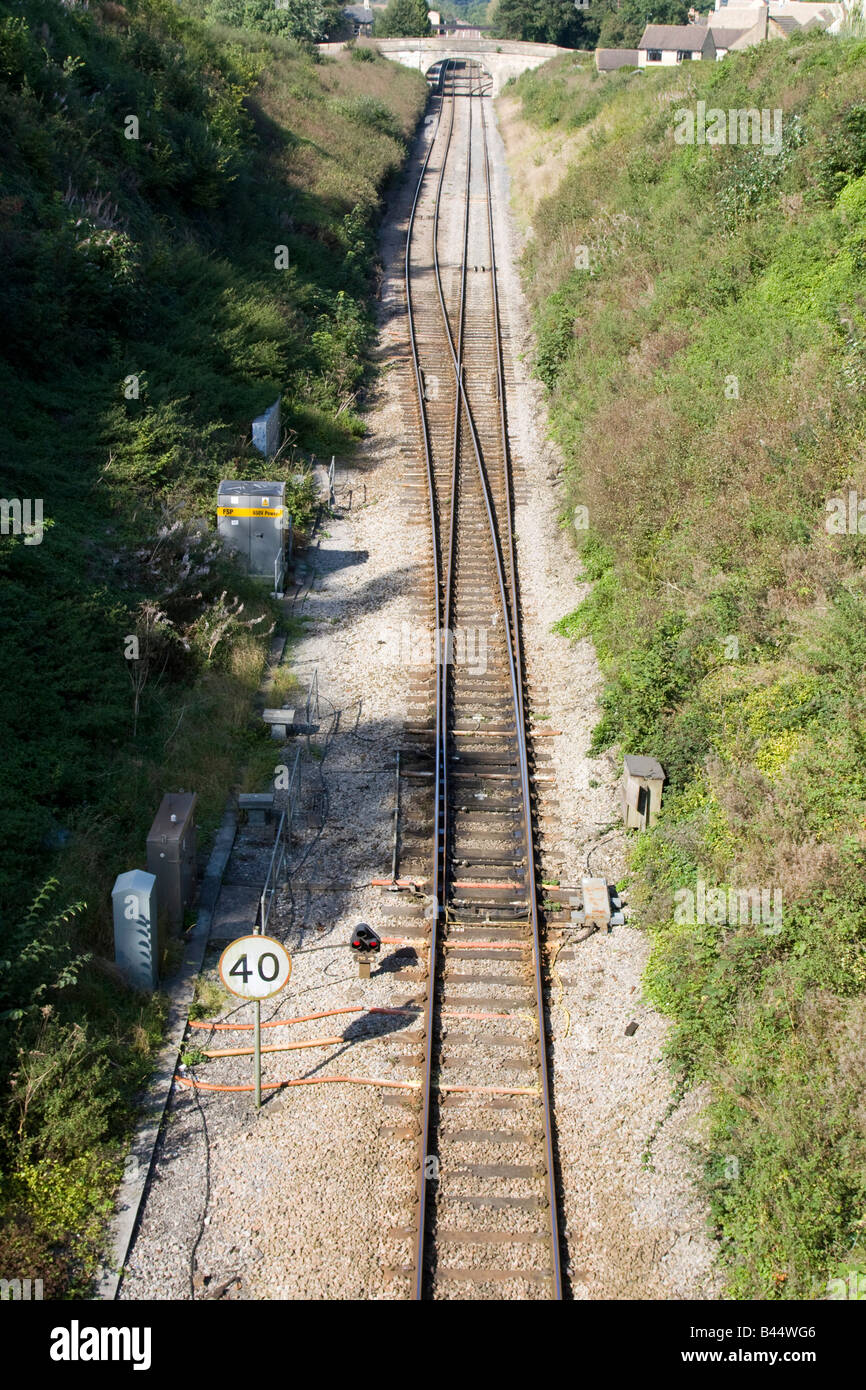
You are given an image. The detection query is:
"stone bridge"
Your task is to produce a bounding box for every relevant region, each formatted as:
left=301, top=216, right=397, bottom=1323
left=320, top=37, right=569, bottom=96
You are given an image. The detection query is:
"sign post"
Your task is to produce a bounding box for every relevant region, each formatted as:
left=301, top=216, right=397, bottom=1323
left=218, top=934, right=292, bottom=1109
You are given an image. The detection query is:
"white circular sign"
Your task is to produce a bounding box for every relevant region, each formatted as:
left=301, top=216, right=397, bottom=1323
left=218, top=935, right=292, bottom=1000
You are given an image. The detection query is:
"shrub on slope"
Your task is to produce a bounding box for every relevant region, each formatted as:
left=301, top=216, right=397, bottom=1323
left=513, top=33, right=866, bottom=1297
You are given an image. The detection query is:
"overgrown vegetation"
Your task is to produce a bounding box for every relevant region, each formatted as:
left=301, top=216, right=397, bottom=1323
left=373, top=0, right=431, bottom=39
left=490, top=0, right=688, bottom=49
left=203, top=0, right=348, bottom=43
left=0, top=0, right=426, bottom=1292
left=511, top=34, right=866, bottom=1297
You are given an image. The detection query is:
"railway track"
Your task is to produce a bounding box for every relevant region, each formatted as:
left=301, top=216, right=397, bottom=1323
left=388, top=60, right=564, bottom=1300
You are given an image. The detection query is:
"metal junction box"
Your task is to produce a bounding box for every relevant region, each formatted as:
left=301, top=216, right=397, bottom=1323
left=217, top=480, right=287, bottom=580
left=145, top=792, right=197, bottom=931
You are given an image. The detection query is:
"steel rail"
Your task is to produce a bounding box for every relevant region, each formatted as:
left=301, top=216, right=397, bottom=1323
left=478, top=84, right=563, bottom=1298
left=403, top=62, right=453, bottom=1303
left=426, top=67, right=564, bottom=1299
left=405, top=60, right=562, bottom=1299
left=436, top=63, right=473, bottom=974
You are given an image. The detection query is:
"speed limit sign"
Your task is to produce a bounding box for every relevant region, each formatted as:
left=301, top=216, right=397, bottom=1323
left=219, top=935, right=292, bottom=1000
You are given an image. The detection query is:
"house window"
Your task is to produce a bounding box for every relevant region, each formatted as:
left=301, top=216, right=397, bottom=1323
left=647, top=49, right=662, bottom=62
left=677, top=51, right=693, bottom=60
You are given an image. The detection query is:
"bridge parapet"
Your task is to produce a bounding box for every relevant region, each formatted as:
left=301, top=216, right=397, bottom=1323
left=318, top=37, right=570, bottom=96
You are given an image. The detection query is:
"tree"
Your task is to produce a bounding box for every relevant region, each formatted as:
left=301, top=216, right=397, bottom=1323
left=491, top=0, right=689, bottom=47
left=373, top=0, right=432, bottom=38
left=205, top=0, right=329, bottom=43
left=491, top=0, right=597, bottom=48
left=598, top=0, right=690, bottom=47
left=320, top=0, right=354, bottom=38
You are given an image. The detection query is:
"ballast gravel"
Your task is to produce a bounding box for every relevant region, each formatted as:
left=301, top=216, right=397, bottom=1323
left=118, top=98, right=720, bottom=1303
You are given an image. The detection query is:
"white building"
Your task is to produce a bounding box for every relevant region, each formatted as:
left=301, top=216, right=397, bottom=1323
left=706, top=0, right=845, bottom=34
left=638, top=24, right=718, bottom=63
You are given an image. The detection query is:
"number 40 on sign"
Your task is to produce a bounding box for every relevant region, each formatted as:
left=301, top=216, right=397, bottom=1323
left=219, top=934, right=292, bottom=999
left=218, top=935, right=292, bottom=1109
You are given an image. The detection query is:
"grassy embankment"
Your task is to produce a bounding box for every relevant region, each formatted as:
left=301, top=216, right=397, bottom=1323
left=0, top=0, right=426, bottom=1293
left=504, top=35, right=866, bottom=1298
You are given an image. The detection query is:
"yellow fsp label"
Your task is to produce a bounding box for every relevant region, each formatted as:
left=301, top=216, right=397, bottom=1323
left=217, top=506, right=283, bottom=518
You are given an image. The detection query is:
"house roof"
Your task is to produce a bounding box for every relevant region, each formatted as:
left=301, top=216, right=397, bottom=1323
left=344, top=5, right=374, bottom=20
left=728, top=18, right=768, bottom=45
left=710, top=25, right=751, bottom=44
left=768, top=2, right=839, bottom=17
left=706, top=2, right=831, bottom=28
left=639, top=24, right=716, bottom=50
left=595, top=47, right=640, bottom=70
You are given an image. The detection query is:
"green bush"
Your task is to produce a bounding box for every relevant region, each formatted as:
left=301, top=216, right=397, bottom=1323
left=0, top=0, right=427, bottom=1293
left=525, top=32, right=866, bottom=1296
left=204, top=0, right=327, bottom=42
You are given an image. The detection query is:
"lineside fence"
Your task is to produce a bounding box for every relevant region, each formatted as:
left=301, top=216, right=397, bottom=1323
left=259, top=746, right=301, bottom=936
